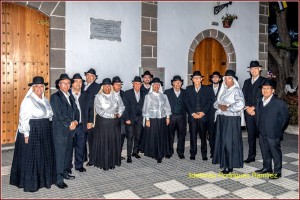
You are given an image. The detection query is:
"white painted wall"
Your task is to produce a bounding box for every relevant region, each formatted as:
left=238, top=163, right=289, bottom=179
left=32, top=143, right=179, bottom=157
left=65, top=2, right=141, bottom=90
left=157, top=2, right=260, bottom=89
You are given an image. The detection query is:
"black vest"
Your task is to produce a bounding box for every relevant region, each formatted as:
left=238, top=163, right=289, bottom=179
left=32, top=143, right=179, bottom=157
left=258, top=102, right=268, bottom=136
left=173, top=94, right=185, bottom=115
left=195, top=91, right=202, bottom=112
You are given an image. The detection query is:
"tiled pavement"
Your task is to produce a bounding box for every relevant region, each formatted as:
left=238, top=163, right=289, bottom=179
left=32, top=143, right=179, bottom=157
left=1, top=131, right=299, bottom=199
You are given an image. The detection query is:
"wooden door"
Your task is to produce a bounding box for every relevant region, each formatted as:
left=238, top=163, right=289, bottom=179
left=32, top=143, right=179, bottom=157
left=193, top=38, right=227, bottom=85
left=1, top=3, right=50, bottom=144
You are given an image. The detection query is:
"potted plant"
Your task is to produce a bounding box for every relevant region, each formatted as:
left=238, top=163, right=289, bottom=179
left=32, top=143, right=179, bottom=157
left=222, top=13, right=238, bottom=28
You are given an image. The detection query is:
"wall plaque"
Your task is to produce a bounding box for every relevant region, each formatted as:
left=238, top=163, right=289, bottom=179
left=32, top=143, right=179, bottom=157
left=90, top=18, right=121, bottom=41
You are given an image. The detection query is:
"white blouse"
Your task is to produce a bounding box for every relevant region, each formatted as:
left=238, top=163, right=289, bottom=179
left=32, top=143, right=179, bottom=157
left=18, top=93, right=53, bottom=137
left=142, top=92, right=172, bottom=120
left=94, top=93, right=125, bottom=118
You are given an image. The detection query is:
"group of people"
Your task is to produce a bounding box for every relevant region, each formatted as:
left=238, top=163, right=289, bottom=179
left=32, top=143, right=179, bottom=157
left=10, top=60, right=289, bottom=192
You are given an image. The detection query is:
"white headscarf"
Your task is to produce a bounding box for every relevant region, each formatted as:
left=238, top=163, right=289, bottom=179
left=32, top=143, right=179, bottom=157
left=149, top=83, right=163, bottom=94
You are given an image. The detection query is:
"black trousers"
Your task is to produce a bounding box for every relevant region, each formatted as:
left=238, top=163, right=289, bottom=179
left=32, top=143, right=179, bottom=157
left=207, top=113, right=216, bottom=157
left=126, top=116, right=143, bottom=155
left=73, top=124, right=86, bottom=169
left=86, top=128, right=94, bottom=162
left=259, top=134, right=282, bottom=174
left=189, top=118, right=207, bottom=157
left=245, top=113, right=259, bottom=159
left=168, top=115, right=186, bottom=156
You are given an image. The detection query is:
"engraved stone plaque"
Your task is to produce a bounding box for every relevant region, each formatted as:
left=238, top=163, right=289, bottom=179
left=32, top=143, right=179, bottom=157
left=90, top=18, right=121, bottom=41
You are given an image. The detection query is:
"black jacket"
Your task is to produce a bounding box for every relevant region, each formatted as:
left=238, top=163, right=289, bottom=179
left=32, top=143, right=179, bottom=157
left=255, top=96, right=289, bottom=139
left=83, top=81, right=101, bottom=99
left=123, top=89, right=146, bottom=123
left=164, top=88, right=187, bottom=116
left=140, top=84, right=150, bottom=94
left=50, top=90, right=80, bottom=138
left=186, top=85, right=214, bottom=122
left=206, top=84, right=221, bottom=119
left=242, top=76, right=265, bottom=107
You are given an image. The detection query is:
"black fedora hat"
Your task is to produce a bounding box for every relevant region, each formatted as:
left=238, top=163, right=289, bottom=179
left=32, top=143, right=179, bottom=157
left=209, top=71, right=222, bottom=80
left=259, top=79, right=276, bottom=89
left=171, top=75, right=184, bottom=85
left=142, top=70, right=153, bottom=78
left=224, top=70, right=238, bottom=81
left=248, top=60, right=262, bottom=68
left=55, top=74, right=73, bottom=89
left=28, top=76, right=48, bottom=86
left=150, top=77, right=164, bottom=86
left=101, top=78, right=112, bottom=85
left=84, top=68, right=98, bottom=78
left=132, top=76, right=142, bottom=83
left=72, top=73, right=85, bottom=82
left=112, top=76, right=123, bottom=84
left=191, top=71, right=204, bottom=78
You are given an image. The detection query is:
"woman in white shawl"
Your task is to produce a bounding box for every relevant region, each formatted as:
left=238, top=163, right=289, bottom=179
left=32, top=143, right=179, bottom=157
left=10, top=76, right=55, bottom=192
left=212, top=70, right=245, bottom=174
left=142, top=78, right=171, bottom=163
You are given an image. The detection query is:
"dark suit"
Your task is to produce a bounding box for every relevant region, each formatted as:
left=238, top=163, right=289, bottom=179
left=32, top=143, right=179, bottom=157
left=50, top=90, right=79, bottom=184
left=140, top=84, right=150, bottom=94
left=242, top=76, right=265, bottom=160
left=164, top=88, right=187, bottom=157
left=70, top=90, right=94, bottom=169
left=118, top=90, right=127, bottom=154
left=206, top=84, right=221, bottom=157
left=82, top=81, right=100, bottom=161
left=255, top=96, right=289, bottom=174
left=139, top=84, right=150, bottom=152
left=123, top=89, right=146, bottom=155
left=186, top=85, right=214, bottom=158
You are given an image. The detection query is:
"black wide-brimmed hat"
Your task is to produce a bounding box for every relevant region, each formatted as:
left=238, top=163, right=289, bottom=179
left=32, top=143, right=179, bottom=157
left=209, top=71, right=222, bottom=80
left=28, top=76, right=48, bottom=86
left=55, top=74, right=73, bottom=89
left=72, top=73, right=85, bottom=82
left=101, top=78, right=112, bottom=85
left=248, top=60, right=262, bottom=68
left=191, top=71, right=204, bottom=78
left=112, top=76, right=123, bottom=84
left=84, top=68, right=98, bottom=78
left=259, top=79, right=276, bottom=89
left=142, top=70, right=153, bottom=78
left=150, top=77, right=164, bottom=86
left=171, top=75, right=184, bottom=85
left=224, top=70, right=238, bottom=81
left=132, top=76, right=142, bottom=83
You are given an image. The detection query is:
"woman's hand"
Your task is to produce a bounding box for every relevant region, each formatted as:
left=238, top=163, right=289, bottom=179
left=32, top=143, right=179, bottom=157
left=166, top=118, right=170, bottom=125
left=146, top=120, right=150, bottom=127
left=24, top=136, right=29, bottom=144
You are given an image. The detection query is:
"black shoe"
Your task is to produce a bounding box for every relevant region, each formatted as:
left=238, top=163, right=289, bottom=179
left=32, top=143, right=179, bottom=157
left=103, top=168, right=108, bottom=171
left=56, top=182, right=68, bottom=189
left=157, top=158, right=162, bottom=163
left=63, top=175, right=75, bottom=180
left=255, top=168, right=273, bottom=174
left=190, top=156, right=195, bottom=160
left=67, top=169, right=72, bottom=174
left=244, top=158, right=255, bottom=163
left=221, top=168, right=233, bottom=174
left=86, top=162, right=93, bottom=166
left=132, top=153, right=141, bottom=159
left=202, top=156, right=208, bottom=161
left=178, top=155, right=185, bottom=159
left=269, top=173, right=281, bottom=179
left=76, top=167, right=86, bottom=172
left=210, top=155, right=213, bottom=158
left=121, top=156, right=125, bottom=160
left=127, top=156, right=132, bottom=163
left=165, top=155, right=172, bottom=159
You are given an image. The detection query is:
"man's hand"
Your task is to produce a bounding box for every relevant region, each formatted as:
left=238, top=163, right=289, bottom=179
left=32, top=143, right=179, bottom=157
left=24, top=136, right=29, bottom=144
left=197, top=112, right=205, bottom=118
left=146, top=120, right=150, bottom=127
left=192, top=113, right=199, bottom=119
left=166, top=118, right=170, bottom=125
left=246, top=106, right=255, bottom=115
left=126, top=120, right=131, bottom=125
left=87, top=123, right=93, bottom=130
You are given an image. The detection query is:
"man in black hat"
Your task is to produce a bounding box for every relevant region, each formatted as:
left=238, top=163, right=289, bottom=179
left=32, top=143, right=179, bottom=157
left=69, top=73, right=94, bottom=173
left=50, top=74, right=79, bottom=189
left=164, top=75, right=187, bottom=159
left=112, top=76, right=127, bottom=160
left=83, top=68, right=101, bottom=166
left=242, top=60, right=266, bottom=163
left=141, top=70, right=153, bottom=94
left=186, top=71, right=214, bottom=161
left=206, top=71, right=222, bottom=158
left=123, top=76, right=146, bottom=163
left=251, top=79, right=289, bottom=179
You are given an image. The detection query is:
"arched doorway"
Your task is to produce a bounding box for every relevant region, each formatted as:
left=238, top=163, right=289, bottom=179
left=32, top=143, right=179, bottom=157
left=193, top=38, right=227, bottom=85
left=1, top=3, right=50, bottom=144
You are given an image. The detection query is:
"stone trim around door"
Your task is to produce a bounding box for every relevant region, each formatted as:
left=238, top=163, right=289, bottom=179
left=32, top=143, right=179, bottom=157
left=187, top=29, right=236, bottom=85
left=14, top=1, right=66, bottom=94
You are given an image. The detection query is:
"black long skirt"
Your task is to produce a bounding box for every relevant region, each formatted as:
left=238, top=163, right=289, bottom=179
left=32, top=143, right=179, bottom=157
left=212, top=115, right=243, bottom=169
left=144, top=118, right=168, bottom=160
left=10, top=119, right=56, bottom=192
left=91, top=115, right=121, bottom=169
